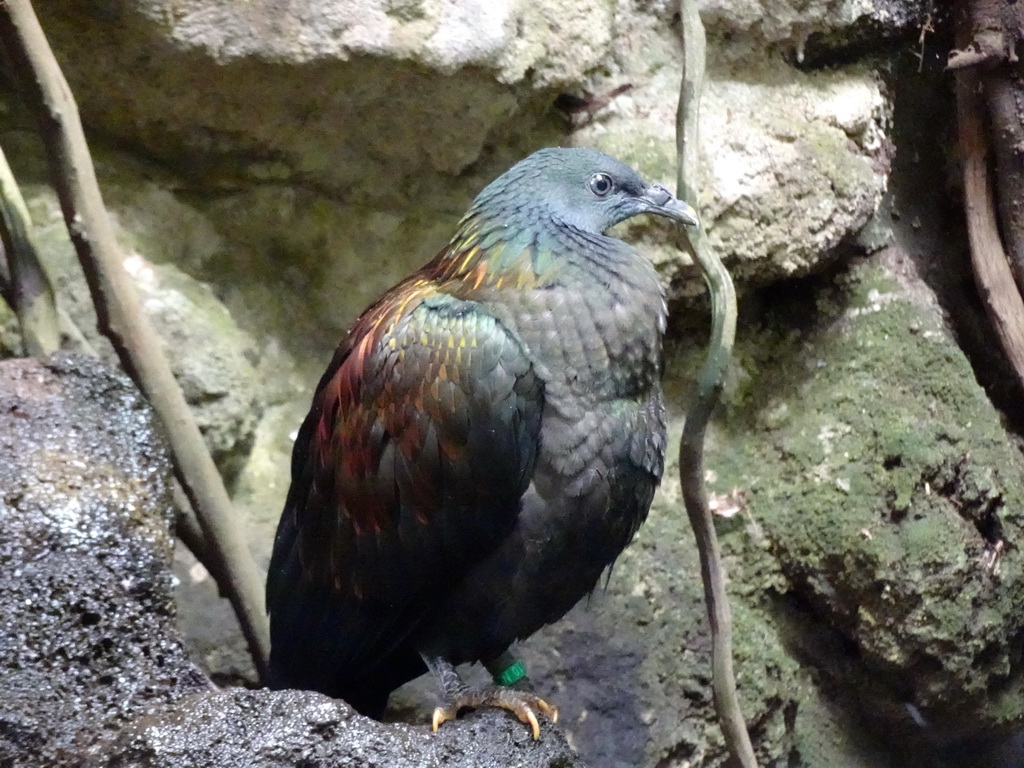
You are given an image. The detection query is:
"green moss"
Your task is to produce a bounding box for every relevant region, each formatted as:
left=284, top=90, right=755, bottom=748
left=0, top=296, right=21, bottom=358
left=685, top=256, right=1024, bottom=734
left=801, top=121, right=877, bottom=201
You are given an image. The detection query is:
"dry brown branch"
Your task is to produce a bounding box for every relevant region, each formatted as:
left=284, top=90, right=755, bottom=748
left=954, top=7, right=1024, bottom=392
left=0, top=143, right=59, bottom=355
left=0, top=0, right=270, bottom=680
left=986, top=75, right=1024, bottom=293
left=676, top=1, right=757, bottom=765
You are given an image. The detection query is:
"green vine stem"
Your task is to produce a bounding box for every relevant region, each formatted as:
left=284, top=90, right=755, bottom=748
left=676, top=0, right=757, bottom=765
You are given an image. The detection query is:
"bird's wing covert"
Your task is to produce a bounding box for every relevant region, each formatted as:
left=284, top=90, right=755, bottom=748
left=267, top=283, right=543, bottom=612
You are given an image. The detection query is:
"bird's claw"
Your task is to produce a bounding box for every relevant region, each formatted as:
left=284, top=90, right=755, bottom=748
left=538, top=697, right=559, bottom=723
left=512, top=697, right=558, bottom=739
left=430, top=688, right=558, bottom=739
left=432, top=705, right=454, bottom=733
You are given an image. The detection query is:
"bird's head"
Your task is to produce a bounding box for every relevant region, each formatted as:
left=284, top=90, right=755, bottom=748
left=472, top=147, right=699, bottom=235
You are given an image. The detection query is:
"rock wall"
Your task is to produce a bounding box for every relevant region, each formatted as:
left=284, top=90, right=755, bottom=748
left=7, top=2, right=1022, bottom=768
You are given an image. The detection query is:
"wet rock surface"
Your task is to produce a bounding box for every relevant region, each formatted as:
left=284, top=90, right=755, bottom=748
left=0, top=355, right=208, bottom=766
left=0, top=355, right=586, bottom=767
left=100, top=688, right=582, bottom=768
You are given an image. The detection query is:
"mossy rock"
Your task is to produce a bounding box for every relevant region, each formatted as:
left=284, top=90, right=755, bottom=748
left=703, top=250, right=1024, bottom=754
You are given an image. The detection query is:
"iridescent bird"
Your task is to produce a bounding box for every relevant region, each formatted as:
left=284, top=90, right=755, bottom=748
left=266, top=147, right=698, bottom=737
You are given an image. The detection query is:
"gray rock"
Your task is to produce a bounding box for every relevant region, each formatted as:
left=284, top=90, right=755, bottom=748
left=699, top=0, right=925, bottom=55
left=0, top=354, right=587, bottom=767
left=700, top=245, right=1024, bottom=762
left=129, top=259, right=265, bottom=481
left=0, top=354, right=209, bottom=766
left=4, top=176, right=272, bottom=481
left=17, top=0, right=896, bottom=307
left=31, top=1, right=565, bottom=204
left=574, top=55, right=892, bottom=297
left=100, top=688, right=583, bottom=768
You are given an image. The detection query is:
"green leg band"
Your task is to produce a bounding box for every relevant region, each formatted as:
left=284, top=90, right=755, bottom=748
left=484, top=651, right=527, bottom=687
left=493, top=659, right=527, bottom=687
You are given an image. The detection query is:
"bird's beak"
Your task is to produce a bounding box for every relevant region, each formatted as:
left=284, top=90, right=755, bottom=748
left=641, top=184, right=700, bottom=227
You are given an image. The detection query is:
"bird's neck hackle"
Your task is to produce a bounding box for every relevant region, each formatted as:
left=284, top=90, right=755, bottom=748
left=427, top=205, right=633, bottom=292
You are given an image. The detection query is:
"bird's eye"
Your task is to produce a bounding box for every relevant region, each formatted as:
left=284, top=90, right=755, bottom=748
left=589, top=173, right=613, bottom=197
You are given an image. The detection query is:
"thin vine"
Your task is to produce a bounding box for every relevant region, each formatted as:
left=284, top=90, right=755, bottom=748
left=676, top=1, right=757, bottom=765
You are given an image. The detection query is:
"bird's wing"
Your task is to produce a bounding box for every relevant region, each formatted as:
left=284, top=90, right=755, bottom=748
left=267, top=278, right=543, bottom=689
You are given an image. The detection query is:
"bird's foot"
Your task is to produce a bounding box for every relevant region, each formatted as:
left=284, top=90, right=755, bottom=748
left=431, top=686, right=558, bottom=739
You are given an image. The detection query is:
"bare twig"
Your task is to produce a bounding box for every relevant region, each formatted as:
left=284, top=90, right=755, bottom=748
left=676, top=1, right=757, bottom=766
left=913, top=13, right=935, bottom=73
left=0, top=143, right=59, bottom=355
left=0, top=0, right=270, bottom=680
left=55, top=302, right=98, bottom=355
left=953, top=6, right=1024, bottom=392
left=0, top=145, right=93, bottom=356
left=965, top=0, right=1024, bottom=296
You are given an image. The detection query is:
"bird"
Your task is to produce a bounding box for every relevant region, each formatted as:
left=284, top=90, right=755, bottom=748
left=266, top=146, right=699, bottom=738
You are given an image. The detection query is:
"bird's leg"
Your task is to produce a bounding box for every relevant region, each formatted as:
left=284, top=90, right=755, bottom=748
left=422, top=653, right=558, bottom=739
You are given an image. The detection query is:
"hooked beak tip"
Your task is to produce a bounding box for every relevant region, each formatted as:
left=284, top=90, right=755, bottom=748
left=643, top=184, right=700, bottom=228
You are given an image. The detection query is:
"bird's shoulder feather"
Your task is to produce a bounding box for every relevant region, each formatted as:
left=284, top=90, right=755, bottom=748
left=267, top=274, right=544, bottom=609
